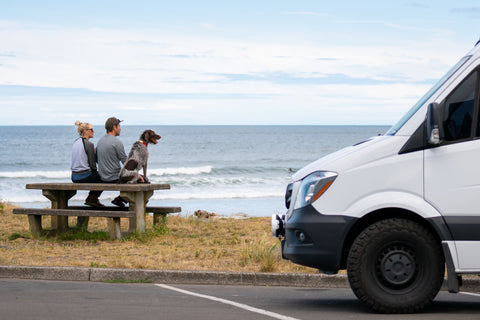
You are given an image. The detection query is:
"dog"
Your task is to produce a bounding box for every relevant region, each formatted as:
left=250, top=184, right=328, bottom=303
left=118, top=130, right=161, bottom=184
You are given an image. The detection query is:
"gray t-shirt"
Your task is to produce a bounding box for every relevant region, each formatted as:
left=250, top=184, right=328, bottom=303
left=96, top=134, right=127, bottom=182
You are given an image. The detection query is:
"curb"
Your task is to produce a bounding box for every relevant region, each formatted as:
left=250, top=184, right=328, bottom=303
left=0, top=265, right=348, bottom=288
left=1, top=265, right=479, bottom=292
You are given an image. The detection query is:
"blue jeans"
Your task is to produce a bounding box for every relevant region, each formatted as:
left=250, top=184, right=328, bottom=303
left=71, top=171, right=103, bottom=197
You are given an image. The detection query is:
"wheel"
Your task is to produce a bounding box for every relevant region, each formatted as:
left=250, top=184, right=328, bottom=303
left=347, top=218, right=444, bottom=313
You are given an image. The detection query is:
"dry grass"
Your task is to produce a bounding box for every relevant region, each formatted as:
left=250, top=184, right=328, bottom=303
left=0, top=200, right=318, bottom=274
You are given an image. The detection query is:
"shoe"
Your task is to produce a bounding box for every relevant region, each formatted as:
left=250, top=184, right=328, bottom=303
left=111, top=196, right=126, bottom=207
left=85, top=199, right=105, bottom=207
left=85, top=194, right=105, bottom=207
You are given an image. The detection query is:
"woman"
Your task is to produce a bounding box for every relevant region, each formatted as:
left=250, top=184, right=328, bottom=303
left=71, top=121, right=104, bottom=207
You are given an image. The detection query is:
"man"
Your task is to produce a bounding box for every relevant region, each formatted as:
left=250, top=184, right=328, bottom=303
left=96, top=117, right=128, bottom=207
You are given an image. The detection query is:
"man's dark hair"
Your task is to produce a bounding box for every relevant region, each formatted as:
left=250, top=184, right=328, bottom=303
left=105, top=117, right=123, bottom=132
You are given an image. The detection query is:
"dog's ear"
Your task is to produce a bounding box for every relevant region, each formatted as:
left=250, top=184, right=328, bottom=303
left=143, top=130, right=150, bottom=142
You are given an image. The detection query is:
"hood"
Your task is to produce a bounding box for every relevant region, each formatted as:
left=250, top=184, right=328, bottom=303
left=292, top=135, right=410, bottom=181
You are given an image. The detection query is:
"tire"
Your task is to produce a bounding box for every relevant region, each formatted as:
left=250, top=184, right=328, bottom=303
left=347, top=218, right=445, bottom=313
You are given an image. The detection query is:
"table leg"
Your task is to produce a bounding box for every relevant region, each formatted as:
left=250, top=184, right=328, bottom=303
left=120, top=190, right=153, bottom=234
left=42, top=190, right=76, bottom=233
left=77, top=216, right=89, bottom=230
left=107, top=217, right=122, bottom=239
left=128, top=204, right=136, bottom=233
left=27, top=215, right=42, bottom=234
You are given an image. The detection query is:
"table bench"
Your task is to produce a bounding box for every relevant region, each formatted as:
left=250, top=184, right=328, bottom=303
left=66, top=205, right=182, bottom=225
left=12, top=183, right=181, bottom=239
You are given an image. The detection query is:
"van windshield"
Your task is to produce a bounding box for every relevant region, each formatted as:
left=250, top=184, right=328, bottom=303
left=385, top=55, right=471, bottom=136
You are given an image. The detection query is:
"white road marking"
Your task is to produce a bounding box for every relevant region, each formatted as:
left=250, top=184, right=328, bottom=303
left=155, top=284, right=302, bottom=320
left=460, top=292, right=480, bottom=297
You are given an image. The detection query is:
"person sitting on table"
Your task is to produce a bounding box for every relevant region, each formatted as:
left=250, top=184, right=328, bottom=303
left=96, top=116, right=128, bottom=207
left=71, top=121, right=105, bottom=207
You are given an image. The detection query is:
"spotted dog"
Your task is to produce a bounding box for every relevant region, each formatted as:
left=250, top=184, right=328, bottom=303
left=118, top=130, right=161, bottom=184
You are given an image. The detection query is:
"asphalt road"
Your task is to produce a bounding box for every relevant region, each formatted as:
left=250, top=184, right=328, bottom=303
left=2, top=279, right=480, bottom=320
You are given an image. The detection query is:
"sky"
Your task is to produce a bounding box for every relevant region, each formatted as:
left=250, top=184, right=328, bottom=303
left=1, top=1, right=479, bottom=126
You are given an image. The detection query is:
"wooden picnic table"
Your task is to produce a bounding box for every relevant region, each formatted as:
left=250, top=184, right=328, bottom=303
left=12, top=183, right=179, bottom=239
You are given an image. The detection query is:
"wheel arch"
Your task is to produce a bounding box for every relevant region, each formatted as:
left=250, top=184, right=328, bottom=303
left=340, top=207, right=450, bottom=269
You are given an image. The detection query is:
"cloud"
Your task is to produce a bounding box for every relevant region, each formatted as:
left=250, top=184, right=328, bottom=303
left=212, top=71, right=426, bottom=86
left=451, top=6, right=480, bottom=15
left=0, top=19, right=471, bottom=125
left=119, top=103, right=193, bottom=111
left=0, top=21, right=459, bottom=87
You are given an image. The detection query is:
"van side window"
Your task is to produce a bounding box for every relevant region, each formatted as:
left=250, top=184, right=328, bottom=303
left=442, top=71, right=477, bottom=142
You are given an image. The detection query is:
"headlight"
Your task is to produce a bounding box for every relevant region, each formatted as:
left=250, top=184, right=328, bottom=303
left=294, top=171, right=337, bottom=209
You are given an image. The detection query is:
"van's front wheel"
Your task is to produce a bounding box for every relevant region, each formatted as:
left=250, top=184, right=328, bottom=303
left=347, top=218, right=444, bottom=313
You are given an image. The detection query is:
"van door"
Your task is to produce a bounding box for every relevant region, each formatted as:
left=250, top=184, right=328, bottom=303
left=424, top=69, right=480, bottom=271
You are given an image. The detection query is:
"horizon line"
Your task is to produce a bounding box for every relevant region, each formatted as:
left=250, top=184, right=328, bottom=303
left=0, top=124, right=392, bottom=127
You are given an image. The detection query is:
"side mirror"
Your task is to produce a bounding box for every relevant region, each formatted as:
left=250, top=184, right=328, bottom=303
left=426, top=102, right=443, bottom=145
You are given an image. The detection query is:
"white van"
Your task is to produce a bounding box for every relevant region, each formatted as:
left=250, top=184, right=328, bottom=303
left=272, top=40, right=480, bottom=313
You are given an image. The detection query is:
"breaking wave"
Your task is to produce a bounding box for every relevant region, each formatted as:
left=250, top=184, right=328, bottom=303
left=0, top=166, right=214, bottom=179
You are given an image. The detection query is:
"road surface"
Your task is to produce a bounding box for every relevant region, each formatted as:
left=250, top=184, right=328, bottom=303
left=2, top=279, right=480, bottom=319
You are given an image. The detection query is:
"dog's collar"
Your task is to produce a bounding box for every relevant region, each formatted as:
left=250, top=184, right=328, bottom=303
left=139, top=140, right=147, bottom=147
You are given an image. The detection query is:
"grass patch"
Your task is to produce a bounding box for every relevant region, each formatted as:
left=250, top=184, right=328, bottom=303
left=8, top=232, right=28, bottom=241
left=90, top=262, right=108, bottom=268
left=102, top=279, right=153, bottom=284
left=123, top=222, right=170, bottom=243
left=56, top=228, right=110, bottom=242
left=0, top=199, right=318, bottom=274
left=241, top=241, right=279, bottom=272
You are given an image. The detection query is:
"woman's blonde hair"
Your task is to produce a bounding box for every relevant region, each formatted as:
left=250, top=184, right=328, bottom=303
left=75, top=120, right=93, bottom=136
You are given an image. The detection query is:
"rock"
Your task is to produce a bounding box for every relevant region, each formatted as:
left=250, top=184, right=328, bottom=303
left=194, top=210, right=217, bottom=219
left=194, top=210, right=250, bottom=219
left=229, top=212, right=250, bottom=219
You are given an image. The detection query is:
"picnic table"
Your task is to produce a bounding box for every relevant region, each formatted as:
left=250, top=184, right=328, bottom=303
left=12, top=183, right=181, bottom=239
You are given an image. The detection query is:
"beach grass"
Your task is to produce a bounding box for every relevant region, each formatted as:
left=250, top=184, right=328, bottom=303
left=0, top=200, right=318, bottom=274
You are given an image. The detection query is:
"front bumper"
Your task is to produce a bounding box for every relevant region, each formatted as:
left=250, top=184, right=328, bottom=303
left=273, top=205, right=356, bottom=273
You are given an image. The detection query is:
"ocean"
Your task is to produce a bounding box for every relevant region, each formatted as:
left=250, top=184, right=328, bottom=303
left=0, top=125, right=389, bottom=217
